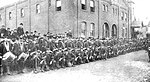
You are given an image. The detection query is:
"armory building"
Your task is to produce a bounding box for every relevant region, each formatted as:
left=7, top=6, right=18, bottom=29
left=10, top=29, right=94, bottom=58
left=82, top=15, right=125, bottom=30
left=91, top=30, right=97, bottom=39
left=0, top=0, right=132, bottom=39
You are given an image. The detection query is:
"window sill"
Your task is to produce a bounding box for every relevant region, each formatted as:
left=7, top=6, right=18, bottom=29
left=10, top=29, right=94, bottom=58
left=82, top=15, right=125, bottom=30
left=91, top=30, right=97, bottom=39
left=81, top=9, right=88, bottom=12
left=90, top=12, right=95, bottom=14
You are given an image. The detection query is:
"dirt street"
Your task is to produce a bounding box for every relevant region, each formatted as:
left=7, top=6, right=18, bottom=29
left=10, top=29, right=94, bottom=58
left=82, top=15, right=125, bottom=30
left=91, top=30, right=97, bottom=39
left=1, top=50, right=150, bottom=82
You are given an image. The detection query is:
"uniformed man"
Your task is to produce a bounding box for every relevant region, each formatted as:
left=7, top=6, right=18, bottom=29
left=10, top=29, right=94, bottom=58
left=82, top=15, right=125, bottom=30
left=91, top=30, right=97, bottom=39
left=0, top=39, right=5, bottom=76
left=17, top=23, right=24, bottom=37
left=0, top=25, right=8, bottom=38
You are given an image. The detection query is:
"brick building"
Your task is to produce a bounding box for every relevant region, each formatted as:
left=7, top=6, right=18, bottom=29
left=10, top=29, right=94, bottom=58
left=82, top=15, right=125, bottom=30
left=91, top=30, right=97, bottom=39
left=0, top=0, right=132, bottom=39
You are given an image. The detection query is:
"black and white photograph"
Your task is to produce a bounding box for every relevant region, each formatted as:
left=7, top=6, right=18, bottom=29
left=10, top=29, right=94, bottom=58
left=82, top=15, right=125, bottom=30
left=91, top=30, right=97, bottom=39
left=0, top=0, right=150, bottom=82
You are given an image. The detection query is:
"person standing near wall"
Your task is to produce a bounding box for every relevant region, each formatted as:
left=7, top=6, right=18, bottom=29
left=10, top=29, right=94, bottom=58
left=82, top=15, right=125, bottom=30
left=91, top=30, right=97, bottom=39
left=17, top=23, right=24, bottom=37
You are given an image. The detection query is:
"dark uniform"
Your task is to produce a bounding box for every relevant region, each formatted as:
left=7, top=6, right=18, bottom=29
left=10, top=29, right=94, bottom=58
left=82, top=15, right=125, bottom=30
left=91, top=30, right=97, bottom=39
left=17, top=27, right=24, bottom=37
left=0, top=28, right=8, bottom=38
left=0, top=41, right=7, bottom=75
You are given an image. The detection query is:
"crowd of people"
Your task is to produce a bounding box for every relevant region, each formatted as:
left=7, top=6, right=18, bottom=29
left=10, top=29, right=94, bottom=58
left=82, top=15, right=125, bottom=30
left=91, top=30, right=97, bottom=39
left=0, top=24, right=149, bottom=76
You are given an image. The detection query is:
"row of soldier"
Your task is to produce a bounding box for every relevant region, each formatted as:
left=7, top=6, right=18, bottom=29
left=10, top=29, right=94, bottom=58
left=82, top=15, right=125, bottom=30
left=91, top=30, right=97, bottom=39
left=0, top=27, right=149, bottom=75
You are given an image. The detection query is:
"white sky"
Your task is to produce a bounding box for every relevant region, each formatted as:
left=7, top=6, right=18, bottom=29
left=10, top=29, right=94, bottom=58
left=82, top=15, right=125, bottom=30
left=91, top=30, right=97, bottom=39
left=132, top=0, right=150, bottom=21
left=0, top=0, right=149, bottom=21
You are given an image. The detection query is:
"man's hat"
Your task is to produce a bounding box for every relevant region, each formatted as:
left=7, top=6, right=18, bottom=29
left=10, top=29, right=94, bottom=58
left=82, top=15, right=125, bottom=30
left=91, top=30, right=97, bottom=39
left=20, top=23, right=23, bottom=26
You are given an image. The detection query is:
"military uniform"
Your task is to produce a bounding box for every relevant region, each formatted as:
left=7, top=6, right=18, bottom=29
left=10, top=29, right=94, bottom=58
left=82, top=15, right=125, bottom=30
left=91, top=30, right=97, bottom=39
left=0, top=41, right=6, bottom=75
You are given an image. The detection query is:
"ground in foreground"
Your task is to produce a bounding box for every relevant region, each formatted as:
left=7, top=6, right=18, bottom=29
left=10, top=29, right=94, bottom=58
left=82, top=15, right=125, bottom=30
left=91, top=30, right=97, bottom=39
left=1, top=50, right=150, bottom=82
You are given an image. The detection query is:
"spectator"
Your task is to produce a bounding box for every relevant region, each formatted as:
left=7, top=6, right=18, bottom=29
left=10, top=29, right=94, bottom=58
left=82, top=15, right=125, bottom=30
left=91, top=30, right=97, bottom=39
left=0, top=25, right=7, bottom=38
left=17, top=23, right=24, bottom=36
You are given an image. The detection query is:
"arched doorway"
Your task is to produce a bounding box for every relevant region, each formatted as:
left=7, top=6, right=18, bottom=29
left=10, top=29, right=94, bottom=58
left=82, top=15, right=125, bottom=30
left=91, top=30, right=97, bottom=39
left=103, top=23, right=109, bottom=38
left=112, top=24, right=117, bottom=38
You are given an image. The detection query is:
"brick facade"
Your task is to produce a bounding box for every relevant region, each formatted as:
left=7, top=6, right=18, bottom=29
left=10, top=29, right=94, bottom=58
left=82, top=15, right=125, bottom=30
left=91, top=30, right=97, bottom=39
left=0, top=0, right=131, bottom=39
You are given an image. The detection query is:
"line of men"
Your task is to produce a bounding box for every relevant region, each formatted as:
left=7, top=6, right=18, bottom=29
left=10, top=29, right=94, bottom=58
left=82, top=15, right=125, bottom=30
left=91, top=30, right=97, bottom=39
left=0, top=25, right=149, bottom=75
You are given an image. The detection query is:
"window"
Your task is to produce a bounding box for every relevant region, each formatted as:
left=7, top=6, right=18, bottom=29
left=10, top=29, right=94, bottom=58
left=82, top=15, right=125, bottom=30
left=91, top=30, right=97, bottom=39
left=115, top=8, right=118, bottom=15
left=90, top=23, right=95, bottom=37
left=121, top=12, right=124, bottom=20
left=21, top=8, right=25, bottom=17
left=103, top=23, right=109, bottom=38
left=122, top=28, right=124, bottom=38
left=36, top=4, right=40, bottom=14
left=103, top=4, right=105, bottom=11
left=113, top=8, right=115, bottom=14
left=125, top=13, right=127, bottom=21
left=106, top=5, right=108, bottom=12
left=90, top=0, right=95, bottom=12
left=49, top=0, right=51, bottom=7
left=81, top=22, right=87, bottom=38
left=125, top=28, right=128, bottom=38
left=9, top=12, right=12, bottom=20
left=56, top=0, right=61, bottom=11
left=122, top=24, right=125, bottom=38
left=0, top=14, right=2, bottom=21
left=81, top=0, right=87, bottom=10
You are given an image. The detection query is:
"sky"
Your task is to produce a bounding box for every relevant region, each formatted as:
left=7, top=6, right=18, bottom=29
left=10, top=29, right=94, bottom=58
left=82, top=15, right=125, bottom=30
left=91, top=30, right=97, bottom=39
left=0, top=0, right=149, bottom=21
left=132, top=0, right=150, bottom=21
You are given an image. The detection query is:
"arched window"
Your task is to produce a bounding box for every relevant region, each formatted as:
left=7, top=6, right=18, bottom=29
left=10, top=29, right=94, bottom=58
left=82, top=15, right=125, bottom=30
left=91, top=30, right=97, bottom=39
left=112, top=24, right=117, bottom=38
left=90, top=23, right=95, bottom=37
left=21, top=8, right=25, bottom=17
left=81, top=22, right=87, bottom=38
left=90, top=0, right=95, bottom=12
left=103, top=4, right=105, bottom=11
left=36, top=4, right=40, bottom=14
left=56, top=0, right=61, bottom=11
left=81, top=0, right=87, bottom=10
left=103, top=23, right=109, bottom=38
left=106, top=5, right=108, bottom=12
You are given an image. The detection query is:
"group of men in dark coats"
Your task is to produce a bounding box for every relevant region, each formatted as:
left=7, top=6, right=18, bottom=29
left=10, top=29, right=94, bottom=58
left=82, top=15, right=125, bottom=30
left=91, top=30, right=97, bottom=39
left=0, top=23, right=150, bottom=76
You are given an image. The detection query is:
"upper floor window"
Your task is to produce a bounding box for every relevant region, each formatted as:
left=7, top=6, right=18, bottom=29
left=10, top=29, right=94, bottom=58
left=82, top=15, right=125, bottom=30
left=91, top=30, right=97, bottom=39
left=21, top=8, right=25, bottom=17
left=36, top=4, right=40, bottom=14
left=9, top=12, right=12, bottom=20
left=115, top=8, right=118, bottom=15
left=103, top=4, right=108, bottom=12
left=56, top=0, right=61, bottom=11
left=113, top=8, right=115, bottom=14
left=103, top=4, right=105, bottom=11
left=121, top=12, right=124, bottom=20
left=0, top=14, right=2, bottom=21
left=81, top=0, right=87, bottom=10
left=90, top=0, right=95, bottom=12
left=106, top=5, right=108, bottom=12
